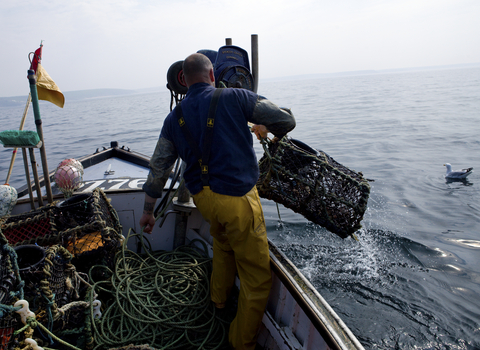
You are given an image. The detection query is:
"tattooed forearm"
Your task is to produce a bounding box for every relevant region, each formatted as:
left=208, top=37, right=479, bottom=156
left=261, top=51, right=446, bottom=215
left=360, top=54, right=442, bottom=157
left=143, top=201, right=155, bottom=214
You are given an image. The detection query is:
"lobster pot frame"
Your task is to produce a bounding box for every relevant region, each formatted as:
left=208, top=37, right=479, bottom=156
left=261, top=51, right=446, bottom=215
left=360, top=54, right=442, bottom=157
left=257, top=137, right=370, bottom=238
left=15, top=244, right=82, bottom=311
left=0, top=188, right=123, bottom=273
left=1, top=230, right=95, bottom=349
left=28, top=245, right=92, bottom=349
left=0, top=231, right=24, bottom=350
left=3, top=243, right=92, bottom=349
left=0, top=206, right=59, bottom=246
left=0, top=313, right=22, bottom=350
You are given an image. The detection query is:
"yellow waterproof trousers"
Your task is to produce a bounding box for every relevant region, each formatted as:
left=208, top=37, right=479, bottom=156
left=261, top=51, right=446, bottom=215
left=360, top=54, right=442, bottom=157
left=193, top=186, right=272, bottom=350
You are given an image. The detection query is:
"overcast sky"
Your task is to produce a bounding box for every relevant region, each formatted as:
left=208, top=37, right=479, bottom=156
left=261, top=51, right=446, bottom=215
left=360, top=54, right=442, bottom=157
left=1, top=0, right=479, bottom=97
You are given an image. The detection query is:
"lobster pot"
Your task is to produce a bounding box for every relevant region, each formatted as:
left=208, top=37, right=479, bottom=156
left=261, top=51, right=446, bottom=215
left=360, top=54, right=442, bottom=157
left=0, top=313, right=22, bottom=350
left=0, top=206, right=59, bottom=246
left=13, top=245, right=80, bottom=309
left=257, top=137, right=370, bottom=238
left=28, top=245, right=90, bottom=348
left=0, top=232, right=24, bottom=350
left=11, top=244, right=91, bottom=349
left=1, top=188, right=123, bottom=273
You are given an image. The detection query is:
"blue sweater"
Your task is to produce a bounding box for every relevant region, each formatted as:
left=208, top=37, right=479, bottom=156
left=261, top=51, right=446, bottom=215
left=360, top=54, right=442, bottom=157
left=161, top=83, right=259, bottom=196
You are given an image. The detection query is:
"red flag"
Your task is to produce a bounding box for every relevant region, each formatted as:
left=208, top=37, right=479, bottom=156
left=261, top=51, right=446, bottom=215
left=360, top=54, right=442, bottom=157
left=30, top=43, right=43, bottom=74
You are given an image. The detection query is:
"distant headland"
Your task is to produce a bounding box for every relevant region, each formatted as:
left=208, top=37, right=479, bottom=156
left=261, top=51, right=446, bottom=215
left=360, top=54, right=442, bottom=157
left=1, top=63, right=479, bottom=108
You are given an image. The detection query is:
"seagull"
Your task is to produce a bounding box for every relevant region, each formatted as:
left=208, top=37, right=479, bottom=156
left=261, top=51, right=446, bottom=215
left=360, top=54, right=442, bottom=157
left=444, top=163, right=473, bottom=179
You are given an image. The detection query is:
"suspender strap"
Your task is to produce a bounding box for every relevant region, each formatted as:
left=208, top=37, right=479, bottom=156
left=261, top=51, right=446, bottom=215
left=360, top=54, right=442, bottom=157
left=176, top=88, right=223, bottom=186
left=176, top=104, right=203, bottom=165
left=201, top=88, right=222, bottom=185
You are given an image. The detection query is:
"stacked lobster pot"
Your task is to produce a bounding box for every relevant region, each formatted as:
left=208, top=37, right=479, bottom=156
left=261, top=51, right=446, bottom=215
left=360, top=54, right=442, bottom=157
left=0, top=188, right=123, bottom=349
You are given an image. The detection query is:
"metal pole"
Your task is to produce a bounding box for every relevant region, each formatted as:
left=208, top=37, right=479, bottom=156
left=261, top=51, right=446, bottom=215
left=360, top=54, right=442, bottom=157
left=251, top=34, right=259, bottom=93
left=173, top=162, right=192, bottom=249
left=28, top=148, right=44, bottom=207
left=177, top=182, right=191, bottom=204
left=28, top=69, right=54, bottom=203
left=22, top=148, right=36, bottom=210
left=225, top=38, right=232, bottom=46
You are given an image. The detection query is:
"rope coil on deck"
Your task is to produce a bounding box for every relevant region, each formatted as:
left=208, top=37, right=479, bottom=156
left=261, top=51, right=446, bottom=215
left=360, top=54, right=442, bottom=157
left=88, top=230, right=229, bottom=350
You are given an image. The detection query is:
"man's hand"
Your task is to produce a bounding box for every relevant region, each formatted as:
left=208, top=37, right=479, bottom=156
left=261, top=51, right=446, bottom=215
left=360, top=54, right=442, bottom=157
left=140, top=193, right=157, bottom=234
left=139, top=212, right=156, bottom=234
left=251, top=124, right=269, bottom=140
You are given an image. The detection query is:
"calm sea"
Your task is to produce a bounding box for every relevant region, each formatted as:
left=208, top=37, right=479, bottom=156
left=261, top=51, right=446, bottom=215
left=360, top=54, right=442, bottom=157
left=1, top=67, right=480, bottom=349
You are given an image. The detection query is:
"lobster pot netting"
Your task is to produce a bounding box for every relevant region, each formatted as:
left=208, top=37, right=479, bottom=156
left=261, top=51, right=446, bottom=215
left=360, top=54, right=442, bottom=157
left=15, top=244, right=91, bottom=348
left=0, top=206, right=56, bottom=246
left=0, top=232, right=24, bottom=350
left=15, top=244, right=83, bottom=310
left=0, top=188, right=123, bottom=273
left=1, top=241, right=92, bottom=349
left=257, top=137, right=370, bottom=238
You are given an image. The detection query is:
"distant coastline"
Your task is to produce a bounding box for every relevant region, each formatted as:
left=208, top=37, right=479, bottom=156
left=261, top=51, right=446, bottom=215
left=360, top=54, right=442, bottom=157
left=262, top=62, right=480, bottom=82
left=0, top=87, right=165, bottom=108
left=1, top=63, right=479, bottom=108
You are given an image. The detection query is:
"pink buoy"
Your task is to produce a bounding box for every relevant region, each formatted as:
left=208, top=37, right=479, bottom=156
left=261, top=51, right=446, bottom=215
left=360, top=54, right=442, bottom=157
left=54, top=165, right=83, bottom=198
left=57, top=158, right=84, bottom=176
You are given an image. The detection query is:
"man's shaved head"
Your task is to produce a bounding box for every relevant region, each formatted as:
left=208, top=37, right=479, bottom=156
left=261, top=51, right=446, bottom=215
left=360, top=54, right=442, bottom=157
left=183, top=53, right=215, bottom=87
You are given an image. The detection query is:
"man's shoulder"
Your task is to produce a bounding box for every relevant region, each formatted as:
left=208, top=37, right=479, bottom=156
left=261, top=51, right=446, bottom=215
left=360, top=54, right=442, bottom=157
left=160, top=108, right=178, bottom=137
left=221, top=87, right=258, bottom=103
left=164, top=108, right=177, bottom=123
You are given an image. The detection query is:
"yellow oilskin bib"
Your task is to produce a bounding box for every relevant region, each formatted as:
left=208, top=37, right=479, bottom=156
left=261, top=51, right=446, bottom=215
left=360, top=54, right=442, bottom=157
left=193, top=186, right=272, bottom=350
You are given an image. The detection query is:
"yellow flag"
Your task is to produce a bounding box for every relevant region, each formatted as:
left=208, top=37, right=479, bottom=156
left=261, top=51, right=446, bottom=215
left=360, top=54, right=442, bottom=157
left=36, top=63, right=65, bottom=108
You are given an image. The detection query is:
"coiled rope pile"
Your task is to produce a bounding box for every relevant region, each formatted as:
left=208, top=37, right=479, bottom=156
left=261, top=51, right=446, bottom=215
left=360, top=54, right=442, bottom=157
left=88, top=231, right=229, bottom=350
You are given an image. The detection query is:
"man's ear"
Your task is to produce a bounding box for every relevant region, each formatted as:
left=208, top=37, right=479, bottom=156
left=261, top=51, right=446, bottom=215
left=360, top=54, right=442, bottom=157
left=209, top=68, right=215, bottom=85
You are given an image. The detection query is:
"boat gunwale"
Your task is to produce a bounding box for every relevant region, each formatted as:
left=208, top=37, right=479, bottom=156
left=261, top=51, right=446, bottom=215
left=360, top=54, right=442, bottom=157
left=268, top=241, right=365, bottom=350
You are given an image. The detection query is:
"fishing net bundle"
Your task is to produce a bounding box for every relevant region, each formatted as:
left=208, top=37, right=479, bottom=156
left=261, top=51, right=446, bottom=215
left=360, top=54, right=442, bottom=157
left=257, top=137, right=370, bottom=238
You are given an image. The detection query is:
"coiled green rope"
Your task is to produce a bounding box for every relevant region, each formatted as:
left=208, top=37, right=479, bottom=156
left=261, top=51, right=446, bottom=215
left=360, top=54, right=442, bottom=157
left=88, top=230, right=229, bottom=350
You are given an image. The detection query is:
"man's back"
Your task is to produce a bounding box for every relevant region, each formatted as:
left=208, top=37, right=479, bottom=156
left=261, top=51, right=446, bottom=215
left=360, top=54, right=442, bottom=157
left=161, top=83, right=259, bottom=197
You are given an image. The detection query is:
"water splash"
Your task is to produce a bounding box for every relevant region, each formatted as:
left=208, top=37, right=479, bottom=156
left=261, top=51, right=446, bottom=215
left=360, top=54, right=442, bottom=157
left=272, top=223, right=479, bottom=349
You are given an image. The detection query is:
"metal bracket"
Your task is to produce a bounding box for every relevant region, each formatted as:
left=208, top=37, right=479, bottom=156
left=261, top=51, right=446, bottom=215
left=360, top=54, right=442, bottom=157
left=173, top=197, right=196, bottom=213
left=158, top=210, right=179, bottom=228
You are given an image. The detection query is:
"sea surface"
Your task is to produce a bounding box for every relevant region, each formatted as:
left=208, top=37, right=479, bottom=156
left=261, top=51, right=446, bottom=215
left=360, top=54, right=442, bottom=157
left=1, top=67, right=480, bottom=349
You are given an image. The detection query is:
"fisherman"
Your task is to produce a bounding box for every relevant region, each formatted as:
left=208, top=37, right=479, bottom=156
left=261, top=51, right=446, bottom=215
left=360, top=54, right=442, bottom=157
left=139, top=52, right=295, bottom=349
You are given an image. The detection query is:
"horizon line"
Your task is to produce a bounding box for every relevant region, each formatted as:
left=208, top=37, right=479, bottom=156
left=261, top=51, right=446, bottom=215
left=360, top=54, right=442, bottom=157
left=1, top=62, right=479, bottom=100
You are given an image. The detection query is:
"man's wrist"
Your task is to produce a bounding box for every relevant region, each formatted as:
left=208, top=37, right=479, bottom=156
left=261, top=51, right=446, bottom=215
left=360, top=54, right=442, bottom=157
left=143, top=201, right=155, bottom=214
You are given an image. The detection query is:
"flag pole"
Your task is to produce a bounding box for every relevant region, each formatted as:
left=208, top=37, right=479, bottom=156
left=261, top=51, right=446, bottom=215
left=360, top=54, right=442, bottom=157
left=28, top=69, right=53, bottom=203
left=4, top=93, right=31, bottom=185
